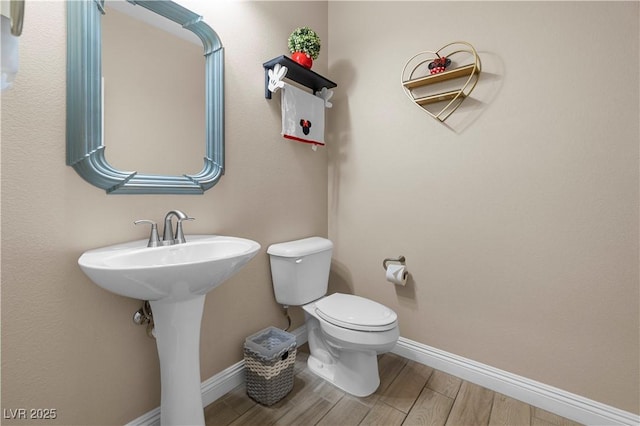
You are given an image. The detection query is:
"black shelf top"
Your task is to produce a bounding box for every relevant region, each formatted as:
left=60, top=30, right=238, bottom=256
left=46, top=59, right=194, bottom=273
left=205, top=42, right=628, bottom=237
left=263, top=55, right=337, bottom=99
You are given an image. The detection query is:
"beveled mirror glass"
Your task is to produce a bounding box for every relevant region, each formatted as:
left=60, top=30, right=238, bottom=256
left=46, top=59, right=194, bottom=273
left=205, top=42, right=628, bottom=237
left=102, top=1, right=205, bottom=176
left=66, top=0, right=224, bottom=194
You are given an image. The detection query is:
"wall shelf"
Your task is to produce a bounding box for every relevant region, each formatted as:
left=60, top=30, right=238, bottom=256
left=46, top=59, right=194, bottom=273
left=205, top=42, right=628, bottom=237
left=401, top=42, right=481, bottom=123
left=263, top=55, right=337, bottom=99
left=402, top=63, right=477, bottom=90
left=414, top=90, right=466, bottom=106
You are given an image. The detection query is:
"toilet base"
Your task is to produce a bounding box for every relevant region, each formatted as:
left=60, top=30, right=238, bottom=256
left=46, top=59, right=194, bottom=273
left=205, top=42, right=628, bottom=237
left=307, top=349, right=380, bottom=397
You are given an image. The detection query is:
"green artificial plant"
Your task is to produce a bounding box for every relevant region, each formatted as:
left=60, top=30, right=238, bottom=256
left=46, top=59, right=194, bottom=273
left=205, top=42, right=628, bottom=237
left=287, top=27, right=321, bottom=60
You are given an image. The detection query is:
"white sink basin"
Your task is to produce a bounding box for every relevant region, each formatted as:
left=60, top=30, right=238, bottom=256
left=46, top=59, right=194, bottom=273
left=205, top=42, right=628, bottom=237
left=79, top=235, right=261, bottom=301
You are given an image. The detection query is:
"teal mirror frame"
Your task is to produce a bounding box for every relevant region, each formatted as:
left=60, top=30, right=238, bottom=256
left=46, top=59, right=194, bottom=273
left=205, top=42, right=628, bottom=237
left=66, top=0, right=224, bottom=194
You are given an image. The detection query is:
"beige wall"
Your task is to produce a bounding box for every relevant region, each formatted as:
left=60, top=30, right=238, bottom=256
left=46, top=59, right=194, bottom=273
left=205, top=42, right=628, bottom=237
left=327, top=1, right=639, bottom=415
left=1, top=1, right=327, bottom=424
left=2, top=1, right=639, bottom=424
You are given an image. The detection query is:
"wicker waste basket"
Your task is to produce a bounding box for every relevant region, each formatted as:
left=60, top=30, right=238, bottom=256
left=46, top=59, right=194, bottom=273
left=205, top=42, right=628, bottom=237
left=244, top=327, right=297, bottom=406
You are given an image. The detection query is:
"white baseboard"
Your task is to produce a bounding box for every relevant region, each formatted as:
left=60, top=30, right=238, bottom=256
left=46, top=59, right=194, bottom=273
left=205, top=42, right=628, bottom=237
left=128, top=328, right=639, bottom=426
left=392, top=337, right=640, bottom=426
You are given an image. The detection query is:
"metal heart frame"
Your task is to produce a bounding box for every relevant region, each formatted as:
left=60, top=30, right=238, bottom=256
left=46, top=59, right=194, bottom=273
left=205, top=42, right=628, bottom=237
left=401, top=41, right=481, bottom=123
left=66, top=0, right=224, bottom=194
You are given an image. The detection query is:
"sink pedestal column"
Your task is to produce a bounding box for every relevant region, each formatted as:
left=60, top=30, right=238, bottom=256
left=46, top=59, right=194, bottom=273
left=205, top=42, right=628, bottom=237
left=150, top=296, right=206, bottom=426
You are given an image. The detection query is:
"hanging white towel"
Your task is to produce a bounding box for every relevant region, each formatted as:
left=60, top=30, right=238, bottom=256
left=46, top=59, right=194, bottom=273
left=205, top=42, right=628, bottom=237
left=281, top=83, right=325, bottom=146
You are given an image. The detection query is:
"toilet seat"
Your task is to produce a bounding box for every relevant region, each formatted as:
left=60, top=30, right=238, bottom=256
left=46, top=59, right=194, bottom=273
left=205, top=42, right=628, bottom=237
left=315, top=293, right=397, bottom=332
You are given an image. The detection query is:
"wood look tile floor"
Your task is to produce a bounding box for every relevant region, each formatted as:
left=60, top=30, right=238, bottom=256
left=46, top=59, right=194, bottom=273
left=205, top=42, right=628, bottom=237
left=204, top=351, right=583, bottom=426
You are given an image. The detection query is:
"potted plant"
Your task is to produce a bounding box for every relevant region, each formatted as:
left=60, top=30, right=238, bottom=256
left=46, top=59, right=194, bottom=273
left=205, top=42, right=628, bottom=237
left=288, top=27, right=321, bottom=69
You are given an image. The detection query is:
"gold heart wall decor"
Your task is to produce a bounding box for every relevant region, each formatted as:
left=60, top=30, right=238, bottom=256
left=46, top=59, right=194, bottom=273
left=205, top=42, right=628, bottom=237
left=401, top=41, right=481, bottom=123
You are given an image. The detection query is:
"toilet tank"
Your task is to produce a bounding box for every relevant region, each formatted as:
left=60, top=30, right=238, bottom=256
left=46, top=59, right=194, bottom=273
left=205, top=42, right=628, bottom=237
left=267, top=237, right=333, bottom=306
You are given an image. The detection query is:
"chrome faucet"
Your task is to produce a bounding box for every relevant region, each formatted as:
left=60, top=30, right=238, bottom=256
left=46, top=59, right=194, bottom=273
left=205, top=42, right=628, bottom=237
left=162, top=210, right=194, bottom=245
left=134, top=210, right=195, bottom=247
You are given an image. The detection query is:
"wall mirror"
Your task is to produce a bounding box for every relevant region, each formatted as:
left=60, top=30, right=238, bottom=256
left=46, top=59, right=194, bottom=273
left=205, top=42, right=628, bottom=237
left=66, top=0, right=224, bottom=194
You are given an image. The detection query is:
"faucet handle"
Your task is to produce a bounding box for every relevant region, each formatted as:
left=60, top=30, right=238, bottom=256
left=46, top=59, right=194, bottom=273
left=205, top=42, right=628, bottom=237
left=134, top=220, right=161, bottom=247
left=175, top=217, right=195, bottom=244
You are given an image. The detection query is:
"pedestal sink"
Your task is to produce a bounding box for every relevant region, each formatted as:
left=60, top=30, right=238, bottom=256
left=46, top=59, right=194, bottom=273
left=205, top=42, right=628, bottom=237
left=78, top=235, right=261, bottom=425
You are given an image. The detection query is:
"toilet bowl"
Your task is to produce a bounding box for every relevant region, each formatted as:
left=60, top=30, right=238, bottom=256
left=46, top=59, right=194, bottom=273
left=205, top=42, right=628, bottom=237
left=267, top=237, right=400, bottom=397
left=302, top=293, right=399, bottom=397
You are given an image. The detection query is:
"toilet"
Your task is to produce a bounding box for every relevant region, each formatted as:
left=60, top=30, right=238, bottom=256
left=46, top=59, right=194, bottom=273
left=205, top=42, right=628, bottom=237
left=267, top=237, right=400, bottom=397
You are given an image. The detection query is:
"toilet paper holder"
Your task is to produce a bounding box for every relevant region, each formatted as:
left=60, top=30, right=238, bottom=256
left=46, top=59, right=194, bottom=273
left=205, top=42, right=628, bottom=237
left=382, top=255, right=406, bottom=271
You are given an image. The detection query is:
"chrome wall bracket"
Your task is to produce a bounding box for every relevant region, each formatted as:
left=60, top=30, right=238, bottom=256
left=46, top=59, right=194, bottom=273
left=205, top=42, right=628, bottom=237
left=382, top=255, right=406, bottom=271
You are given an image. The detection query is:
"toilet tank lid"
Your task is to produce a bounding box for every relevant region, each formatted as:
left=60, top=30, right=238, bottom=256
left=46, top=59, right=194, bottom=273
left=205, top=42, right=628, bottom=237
left=267, top=237, right=333, bottom=257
